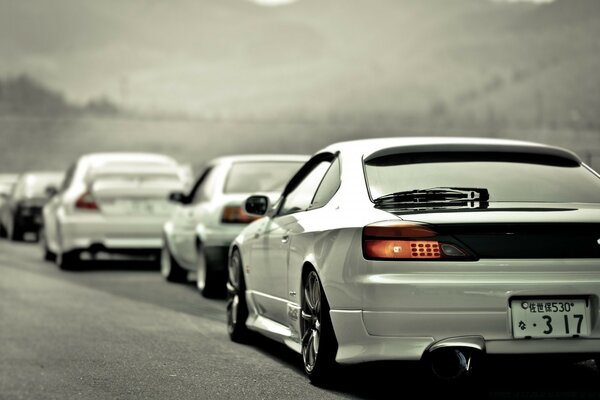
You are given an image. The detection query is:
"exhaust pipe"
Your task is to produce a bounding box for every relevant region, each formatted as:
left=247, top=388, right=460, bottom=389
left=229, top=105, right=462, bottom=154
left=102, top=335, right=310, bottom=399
left=429, top=348, right=474, bottom=380
left=426, top=336, right=485, bottom=380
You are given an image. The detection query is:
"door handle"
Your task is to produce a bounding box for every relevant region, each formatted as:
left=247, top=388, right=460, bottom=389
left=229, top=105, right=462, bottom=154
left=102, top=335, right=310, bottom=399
left=281, top=235, right=289, bottom=244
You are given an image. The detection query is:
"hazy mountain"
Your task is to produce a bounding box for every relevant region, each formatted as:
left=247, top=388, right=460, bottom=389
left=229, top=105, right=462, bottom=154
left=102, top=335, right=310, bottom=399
left=0, top=75, right=120, bottom=117
left=0, top=0, right=598, bottom=128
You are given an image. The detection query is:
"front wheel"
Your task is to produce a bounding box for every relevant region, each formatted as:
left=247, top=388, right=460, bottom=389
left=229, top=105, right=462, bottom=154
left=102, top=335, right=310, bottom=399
left=9, top=219, right=23, bottom=241
left=301, top=270, right=338, bottom=385
left=226, top=249, right=251, bottom=343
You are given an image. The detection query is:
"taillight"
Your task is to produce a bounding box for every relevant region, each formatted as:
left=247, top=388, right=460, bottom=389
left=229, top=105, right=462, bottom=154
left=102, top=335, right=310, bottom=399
left=362, top=221, right=472, bottom=260
left=221, top=206, right=259, bottom=224
left=75, top=191, right=99, bottom=210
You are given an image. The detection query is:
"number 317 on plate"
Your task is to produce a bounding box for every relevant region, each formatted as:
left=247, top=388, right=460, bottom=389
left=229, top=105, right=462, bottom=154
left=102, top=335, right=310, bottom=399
left=510, top=299, right=590, bottom=339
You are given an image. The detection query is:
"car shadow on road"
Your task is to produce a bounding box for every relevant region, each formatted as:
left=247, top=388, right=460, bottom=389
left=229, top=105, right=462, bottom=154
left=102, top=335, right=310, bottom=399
left=239, top=339, right=600, bottom=400
left=58, top=259, right=160, bottom=272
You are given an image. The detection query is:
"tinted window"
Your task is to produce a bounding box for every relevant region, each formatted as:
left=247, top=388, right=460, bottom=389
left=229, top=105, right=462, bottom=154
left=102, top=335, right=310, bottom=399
left=365, top=152, right=600, bottom=203
left=188, top=167, right=213, bottom=202
left=309, top=157, right=341, bottom=209
left=279, top=161, right=331, bottom=215
left=223, top=161, right=304, bottom=194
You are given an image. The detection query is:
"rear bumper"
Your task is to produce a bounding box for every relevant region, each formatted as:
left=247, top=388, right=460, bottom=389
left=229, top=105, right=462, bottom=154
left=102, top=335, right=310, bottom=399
left=326, top=258, right=600, bottom=364
left=59, top=214, right=165, bottom=254
left=330, top=309, right=600, bottom=365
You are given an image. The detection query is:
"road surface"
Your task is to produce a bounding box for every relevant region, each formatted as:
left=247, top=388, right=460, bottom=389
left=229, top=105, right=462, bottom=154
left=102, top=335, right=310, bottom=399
left=1, top=239, right=598, bottom=399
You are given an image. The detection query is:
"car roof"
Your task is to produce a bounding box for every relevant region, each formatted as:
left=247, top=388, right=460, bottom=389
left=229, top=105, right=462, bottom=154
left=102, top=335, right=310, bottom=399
left=320, top=137, right=581, bottom=164
left=207, top=154, right=310, bottom=166
left=79, top=152, right=179, bottom=165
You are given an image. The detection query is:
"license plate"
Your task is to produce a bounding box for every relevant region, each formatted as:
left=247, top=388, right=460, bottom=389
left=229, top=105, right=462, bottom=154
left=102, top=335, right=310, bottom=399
left=511, top=298, right=590, bottom=339
left=104, top=200, right=173, bottom=215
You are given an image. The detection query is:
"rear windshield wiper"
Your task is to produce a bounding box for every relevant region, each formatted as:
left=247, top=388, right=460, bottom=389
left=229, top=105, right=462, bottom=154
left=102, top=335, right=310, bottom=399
left=373, top=187, right=489, bottom=208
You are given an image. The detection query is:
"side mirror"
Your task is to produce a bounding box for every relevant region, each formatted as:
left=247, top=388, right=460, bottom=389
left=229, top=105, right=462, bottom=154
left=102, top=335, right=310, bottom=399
left=168, top=191, right=187, bottom=204
left=244, top=195, right=269, bottom=216
left=45, top=185, right=59, bottom=198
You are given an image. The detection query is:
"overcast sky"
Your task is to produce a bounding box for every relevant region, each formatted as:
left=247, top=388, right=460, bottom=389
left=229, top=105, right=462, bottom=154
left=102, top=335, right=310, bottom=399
left=0, top=0, right=559, bottom=115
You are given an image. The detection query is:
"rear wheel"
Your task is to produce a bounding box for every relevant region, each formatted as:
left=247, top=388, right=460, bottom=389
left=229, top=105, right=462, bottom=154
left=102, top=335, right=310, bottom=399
left=9, top=219, right=23, bottom=241
left=160, top=244, right=187, bottom=282
left=56, top=250, right=78, bottom=270
left=196, top=244, right=225, bottom=298
left=227, top=249, right=251, bottom=342
left=301, top=270, right=338, bottom=385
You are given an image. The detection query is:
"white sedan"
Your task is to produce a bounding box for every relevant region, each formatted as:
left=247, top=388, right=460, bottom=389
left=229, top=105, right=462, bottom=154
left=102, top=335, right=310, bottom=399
left=42, top=152, right=187, bottom=269
left=227, top=137, right=600, bottom=383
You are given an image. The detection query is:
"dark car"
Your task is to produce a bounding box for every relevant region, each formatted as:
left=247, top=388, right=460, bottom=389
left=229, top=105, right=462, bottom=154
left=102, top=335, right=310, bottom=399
left=0, top=171, right=64, bottom=241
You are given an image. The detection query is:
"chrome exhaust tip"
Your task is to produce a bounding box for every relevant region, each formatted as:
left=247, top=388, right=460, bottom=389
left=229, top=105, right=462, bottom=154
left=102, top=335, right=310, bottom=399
left=426, top=336, right=485, bottom=380
left=429, top=348, right=474, bottom=380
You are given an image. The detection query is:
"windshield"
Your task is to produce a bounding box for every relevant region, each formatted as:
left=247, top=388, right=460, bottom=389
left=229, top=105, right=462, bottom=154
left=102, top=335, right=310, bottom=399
left=365, top=152, right=600, bottom=204
left=223, top=161, right=303, bottom=194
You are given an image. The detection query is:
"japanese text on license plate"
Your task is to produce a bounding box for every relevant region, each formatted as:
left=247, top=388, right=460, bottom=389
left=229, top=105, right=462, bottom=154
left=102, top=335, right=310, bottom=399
left=511, top=299, right=590, bottom=339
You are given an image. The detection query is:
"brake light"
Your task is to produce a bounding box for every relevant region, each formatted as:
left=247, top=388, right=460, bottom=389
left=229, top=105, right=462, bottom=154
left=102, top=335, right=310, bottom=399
left=362, top=221, right=470, bottom=260
left=75, top=191, right=99, bottom=210
left=221, top=206, right=259, bottom=224
left=364, top=240, right=442, bottom=259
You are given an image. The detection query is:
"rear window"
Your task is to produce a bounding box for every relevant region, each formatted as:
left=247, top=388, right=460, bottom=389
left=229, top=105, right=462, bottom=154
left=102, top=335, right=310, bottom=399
left=223, top=161, right=303, bottom=194
left=364, top=152, right=600, bottom=203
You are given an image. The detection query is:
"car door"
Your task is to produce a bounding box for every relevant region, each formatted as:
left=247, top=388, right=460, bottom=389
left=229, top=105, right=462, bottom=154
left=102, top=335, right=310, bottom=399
left=170, top=166, right=214, bottom=267
left=251, top=154, right=335, bottom=325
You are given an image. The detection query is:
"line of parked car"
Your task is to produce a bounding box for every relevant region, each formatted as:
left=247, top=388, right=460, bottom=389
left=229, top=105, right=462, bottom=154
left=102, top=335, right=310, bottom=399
left=2, top=136, right=600, bottom=385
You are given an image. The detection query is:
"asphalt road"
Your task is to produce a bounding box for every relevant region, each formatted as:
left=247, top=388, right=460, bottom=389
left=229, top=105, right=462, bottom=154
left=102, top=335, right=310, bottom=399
left=1, top=239, right=599, bottom=400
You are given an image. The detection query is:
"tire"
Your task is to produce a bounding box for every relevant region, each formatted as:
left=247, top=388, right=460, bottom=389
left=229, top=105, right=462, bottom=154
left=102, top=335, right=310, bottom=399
left=227, top=249, right=251, bottom=343
left=9, top=219, right=23, bottom=241
left=40, top=227, right=56, bottom=262
left=196, top=243, right=226, bottom=298
left=301, top=270, right=338, bottom=385
left=160, top=244, right=187, bottom=282
left=56, top=250, right=79, bottom=270
left=0, top=222, right=6, bottom=238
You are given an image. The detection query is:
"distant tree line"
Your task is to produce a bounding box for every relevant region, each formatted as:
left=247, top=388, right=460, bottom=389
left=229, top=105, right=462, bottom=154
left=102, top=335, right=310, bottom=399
left=0, top=75, right=120, bottom=117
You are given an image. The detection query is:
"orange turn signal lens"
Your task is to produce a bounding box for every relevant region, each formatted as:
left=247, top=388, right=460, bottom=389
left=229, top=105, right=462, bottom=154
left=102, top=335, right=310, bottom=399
left=364, top=240, right=442, bottom=259
left=362, top=220, right=471, bottom=260
left=221, top=206, right=260, bottom=224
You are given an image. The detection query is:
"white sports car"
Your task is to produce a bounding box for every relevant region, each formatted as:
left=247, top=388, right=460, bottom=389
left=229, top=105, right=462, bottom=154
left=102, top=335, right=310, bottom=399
left=227, top=137, right=600, bottom=383
left=161, top=155, right=308, bottom=297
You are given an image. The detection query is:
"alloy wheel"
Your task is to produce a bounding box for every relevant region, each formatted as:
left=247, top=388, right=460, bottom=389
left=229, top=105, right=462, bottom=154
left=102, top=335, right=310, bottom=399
left=301, top=271, right=322, bottom=373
